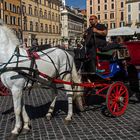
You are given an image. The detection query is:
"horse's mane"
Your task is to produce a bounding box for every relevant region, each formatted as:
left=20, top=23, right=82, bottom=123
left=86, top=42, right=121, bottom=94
left=1, top=25, right=20, bottom=46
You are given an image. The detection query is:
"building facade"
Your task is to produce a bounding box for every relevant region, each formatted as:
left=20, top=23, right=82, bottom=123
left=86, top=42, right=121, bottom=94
left=21, top=0, right=61, bottom=47
left=0, top=0, right=4, bottom=20
left=61, top=6, right=84, bottom=48
left=2, top=0, right=22, bottom=40
left=80, top=9, right=87, bottom=31
left=86, top=0, right=127, bottom=29
left=126, top=0, right=140, bottom=28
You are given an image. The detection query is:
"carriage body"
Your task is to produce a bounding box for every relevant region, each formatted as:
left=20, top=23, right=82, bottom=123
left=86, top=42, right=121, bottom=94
left=74, top=45, right=131, bottom=116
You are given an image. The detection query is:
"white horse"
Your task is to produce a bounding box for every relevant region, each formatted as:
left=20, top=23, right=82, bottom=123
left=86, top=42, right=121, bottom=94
left=0, top=24, right=84, bottom=136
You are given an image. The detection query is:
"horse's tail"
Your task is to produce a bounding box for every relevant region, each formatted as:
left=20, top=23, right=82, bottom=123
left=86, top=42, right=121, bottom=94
left=71, top=62, right=84, bottom=111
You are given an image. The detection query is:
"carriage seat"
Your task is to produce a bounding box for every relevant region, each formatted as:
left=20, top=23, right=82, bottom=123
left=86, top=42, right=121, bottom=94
left=97, top=43, right=130, bottom=61
left=98, top=43, right=123, bottom=52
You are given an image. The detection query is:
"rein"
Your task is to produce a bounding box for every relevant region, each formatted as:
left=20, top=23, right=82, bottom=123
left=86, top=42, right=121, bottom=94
left=0, top=46, right=20, bottom=74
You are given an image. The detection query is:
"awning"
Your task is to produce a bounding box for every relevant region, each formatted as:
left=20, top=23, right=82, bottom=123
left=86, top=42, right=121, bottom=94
left=108, top=27, right=135, bottom=36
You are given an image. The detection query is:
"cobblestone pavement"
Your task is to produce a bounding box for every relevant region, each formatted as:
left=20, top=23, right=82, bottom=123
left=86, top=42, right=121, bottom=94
left=0, top=88, right=140, bottom=140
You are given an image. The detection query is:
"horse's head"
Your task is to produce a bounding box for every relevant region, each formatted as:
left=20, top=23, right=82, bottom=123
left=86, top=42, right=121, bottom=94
left=0, top=23, right=20, bottom=61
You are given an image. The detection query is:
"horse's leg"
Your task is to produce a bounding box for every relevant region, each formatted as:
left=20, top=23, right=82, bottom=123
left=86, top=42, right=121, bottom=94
left=65, top=91, right=73, bottom=123
left=71, top=63, right=84, bottom=111
left=11, top=87, right=23, bottom=134
left=46, top=83, right=58, bottom=120
left=62, top=74, right=73, bottom=123
left=22, top=105, right=31, bottom=133
left=73, top=85, right=84, bottom=111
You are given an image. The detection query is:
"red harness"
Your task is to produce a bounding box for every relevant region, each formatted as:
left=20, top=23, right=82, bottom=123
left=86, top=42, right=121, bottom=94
left=27, top=50, right=40, bottom=59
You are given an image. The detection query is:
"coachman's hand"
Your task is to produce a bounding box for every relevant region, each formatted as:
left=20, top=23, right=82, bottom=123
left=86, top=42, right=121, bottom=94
left=93, top=27, right=98, bottom=33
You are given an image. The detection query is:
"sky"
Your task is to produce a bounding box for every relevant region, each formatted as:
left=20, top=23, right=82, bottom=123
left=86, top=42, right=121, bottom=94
left=66, top=0, right=86, bottom=9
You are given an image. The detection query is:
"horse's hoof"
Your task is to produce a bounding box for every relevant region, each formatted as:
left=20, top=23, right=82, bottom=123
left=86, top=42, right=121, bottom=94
left=64, top=119, right=71, bottom=125
left=45, top=115, right=51, bottom=121
left=21, top=128, right=30, bottom=134
left=5, top=133, right=18, bottom=140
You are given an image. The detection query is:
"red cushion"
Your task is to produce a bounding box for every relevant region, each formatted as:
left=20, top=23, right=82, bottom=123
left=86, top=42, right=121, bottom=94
left=124, top=41, right=140, bottom=65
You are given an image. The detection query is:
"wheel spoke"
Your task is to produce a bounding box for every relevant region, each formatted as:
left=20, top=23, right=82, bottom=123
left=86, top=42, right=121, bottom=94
left=113, top=103, right=119, bottom=112
left=110, top=101, right=116, bottom=109
left=115, top=85, right=120, bottom=96
left=119, top=89, right=127, bottom=96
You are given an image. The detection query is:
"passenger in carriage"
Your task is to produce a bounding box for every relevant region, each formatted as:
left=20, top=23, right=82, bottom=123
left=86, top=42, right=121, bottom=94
left=83, top=14, right=108, bottom=73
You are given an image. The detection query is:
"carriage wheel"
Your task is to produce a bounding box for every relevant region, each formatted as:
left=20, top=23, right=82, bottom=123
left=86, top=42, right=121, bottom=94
left=106, top=82, right=129, bottom=117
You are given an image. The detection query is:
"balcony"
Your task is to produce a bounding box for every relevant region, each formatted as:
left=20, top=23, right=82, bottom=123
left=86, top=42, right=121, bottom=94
left=126, top=0, right=140, bottom=4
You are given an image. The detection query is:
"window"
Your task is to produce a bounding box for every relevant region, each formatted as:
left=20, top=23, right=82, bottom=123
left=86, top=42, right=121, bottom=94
left=40, top=23, right=43, bottom=31
left=121, top=12, right=124, bottom=21
left=17, top=6, right=20, bottom=14
left=56, top=26, right=58, bottom=33
left=10, top=4, right=12, bottom=11
left=40, top=8, right=43, bottom=17
left=53, top=25, right=55, bottom=33
left=104, top=5, right=107, bottom=10
left=139, top=3, right=140, bottom=10
left=110, top=13, right=114, bottom=19
left=45, top=39, right=48, bottom=44
left=111, top=3, right=114, bottom=9
left=98, top=6, right=100, bottom=11
left=5, top=2, right=7, bottom=10
left=34, top=7, right=38, bottom=16
left=90, top=7, right=92, bottom=14
left=5, top=15, right=8, bottom=24
left=52, top=12, right=54, bottom=20
left=30, top=21, right=33, bottom=31
left=120, top=22, right=125, bottom=27
left=48, top=11, right=51, bottom=20
left=56, top=14, right=57, bottom=21
left=90, top=0, right=92, bottom=5
left=110, top=23, right=115, bottom=29
left=98, top=0, right=100, bottom=4
left=98, top=15, right=100, bottom=20
left=13, top=5, right=16, bottom=13
left=44, top=10, right=47, bottom=18
left=104, top=23, right=108, bottom=28
left=41, top=39, right=43, bottom=45
left=10, top=16, right=12, bottom=24
left=29, top=6, right=32, bottom=15
left=105, top=14, right=107, bottom=19
left=35, top=22, right=38, bottom=31
left=49, top=25, right=52, bottom=33
left=13, top=17, right=16, bottom=25
left=104, top=0, right=107, bottom=3
left=22, top=5, right=26, bottom=14
left=128, top=5, right=131, bottom=12
left=128, top=14, right=131, bottom=23
left=45, top=24, right=48, bottom=32
left=121, top=2, right=124, bottom=8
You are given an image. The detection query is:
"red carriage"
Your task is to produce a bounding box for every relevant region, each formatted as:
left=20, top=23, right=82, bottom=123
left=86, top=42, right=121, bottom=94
left=0, top=44, right=132, bottom=117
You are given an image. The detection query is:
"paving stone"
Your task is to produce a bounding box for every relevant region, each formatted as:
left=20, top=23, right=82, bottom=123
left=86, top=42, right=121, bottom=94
left=0, top=89, right=140, bottom=140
